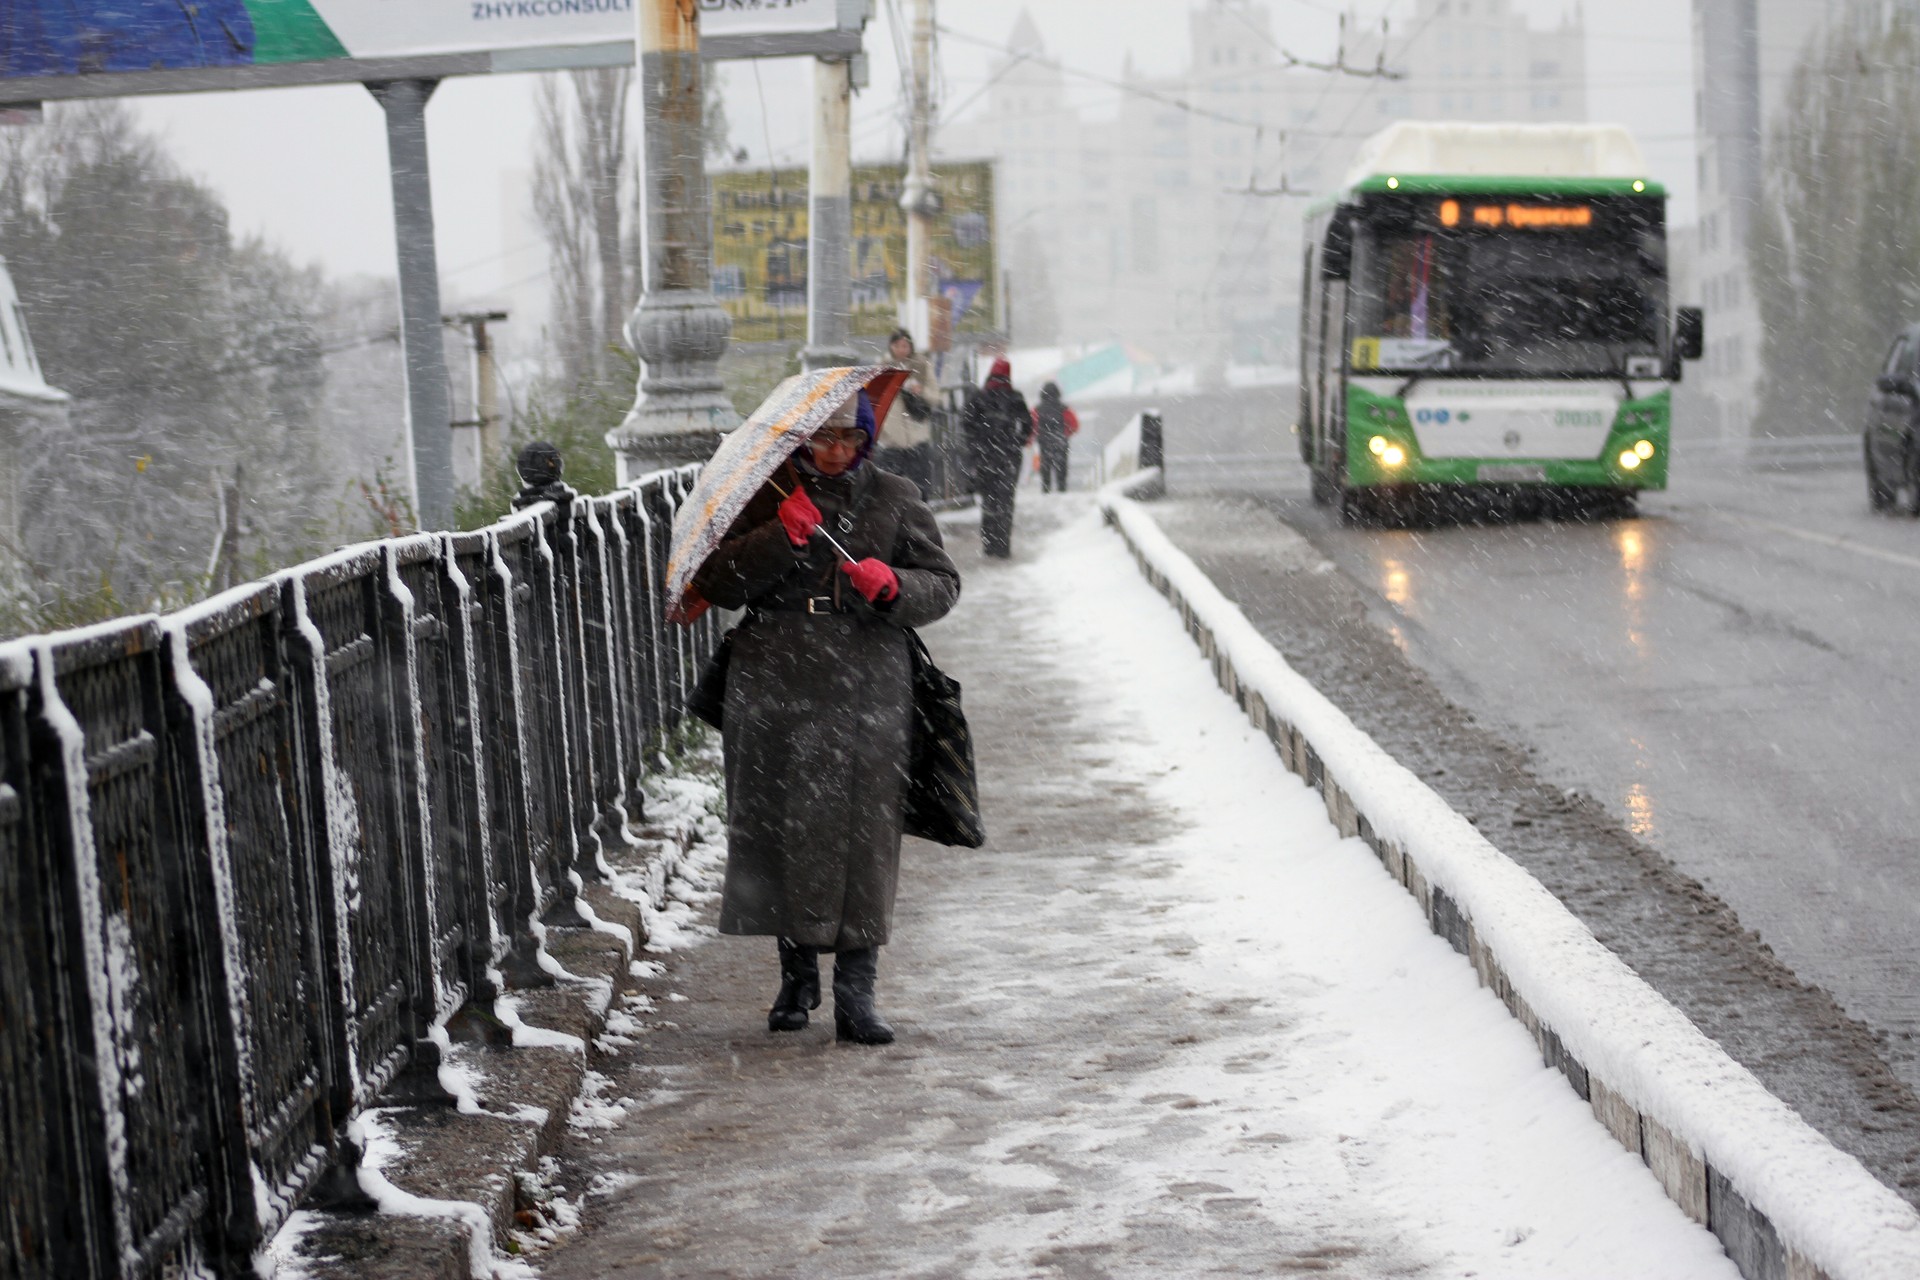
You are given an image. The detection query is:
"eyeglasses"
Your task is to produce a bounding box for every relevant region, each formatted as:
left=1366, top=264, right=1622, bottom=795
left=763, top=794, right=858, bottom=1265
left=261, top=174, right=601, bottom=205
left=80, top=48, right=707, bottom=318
left=809, top=429, right=865, bottom=451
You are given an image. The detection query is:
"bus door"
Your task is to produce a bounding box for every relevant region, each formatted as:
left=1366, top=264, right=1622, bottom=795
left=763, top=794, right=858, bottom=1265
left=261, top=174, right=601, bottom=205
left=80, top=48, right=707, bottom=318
left=1299, top=240, right=1319, bottom=462
left=1319, top=276, right=1348, bottom=471
left=1317, top=208, right=1355, bottom=477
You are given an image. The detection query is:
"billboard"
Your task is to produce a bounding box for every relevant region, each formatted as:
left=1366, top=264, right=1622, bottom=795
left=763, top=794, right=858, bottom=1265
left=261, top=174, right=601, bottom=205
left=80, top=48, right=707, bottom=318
left=712, top=160, right=998, bottom=346
left=0, top=0, right=841, bottom=86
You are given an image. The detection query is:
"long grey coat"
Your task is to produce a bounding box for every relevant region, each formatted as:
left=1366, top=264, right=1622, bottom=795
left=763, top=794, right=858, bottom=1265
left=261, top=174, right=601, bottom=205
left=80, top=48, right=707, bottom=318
left=692, top=462, right=961, bottom=950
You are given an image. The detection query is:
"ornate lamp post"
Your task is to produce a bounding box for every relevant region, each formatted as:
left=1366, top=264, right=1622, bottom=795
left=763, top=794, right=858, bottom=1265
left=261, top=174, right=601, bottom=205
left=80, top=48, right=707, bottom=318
left=611, top=0, right=743, bottom=481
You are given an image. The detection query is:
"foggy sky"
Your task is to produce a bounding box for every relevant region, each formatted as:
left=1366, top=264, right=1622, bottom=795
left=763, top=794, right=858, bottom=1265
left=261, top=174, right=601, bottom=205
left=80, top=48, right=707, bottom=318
left=116, top=0, right=1693, bottom=317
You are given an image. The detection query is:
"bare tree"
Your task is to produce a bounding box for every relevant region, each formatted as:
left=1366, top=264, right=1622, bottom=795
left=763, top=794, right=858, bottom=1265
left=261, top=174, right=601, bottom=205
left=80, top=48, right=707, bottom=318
left=0, top=100, right=334, bottom=626
left=532, top=66, right=733, bottom=400
left=1751, top=2, right=1920, bottom=435
left=534, top=68, right=635, bottom=397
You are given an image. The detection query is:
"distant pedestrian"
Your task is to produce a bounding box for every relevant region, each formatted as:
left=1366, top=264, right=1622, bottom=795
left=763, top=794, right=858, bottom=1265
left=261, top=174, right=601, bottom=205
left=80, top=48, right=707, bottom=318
left=874, top=328, right=939, bottom=498
left=1029, top=381, right=1079, bottom=493
left=692, top=390, right=961, bottom=1045
left=962, top=357, right=1030, bottom=558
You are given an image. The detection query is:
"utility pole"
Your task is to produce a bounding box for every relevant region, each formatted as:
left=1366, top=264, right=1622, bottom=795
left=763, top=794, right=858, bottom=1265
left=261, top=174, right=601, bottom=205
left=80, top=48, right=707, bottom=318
left=900, top=0, right=939, bottom=352
left=612, top=0, right=742, bottom=483
left=447, top=309, right=509, bottom=494
left=369, top=79, right=455, bottom=530
left=802, top=51, right=862, bottom=371
left=207, top=464, right=244, bottom=592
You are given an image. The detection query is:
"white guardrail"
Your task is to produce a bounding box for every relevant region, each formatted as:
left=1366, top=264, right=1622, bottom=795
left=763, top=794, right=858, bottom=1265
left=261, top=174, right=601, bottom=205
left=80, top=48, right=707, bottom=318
left=1097, top=467, right=1920, bottom=1280
left=1678, top=434, right=1858, bottom=470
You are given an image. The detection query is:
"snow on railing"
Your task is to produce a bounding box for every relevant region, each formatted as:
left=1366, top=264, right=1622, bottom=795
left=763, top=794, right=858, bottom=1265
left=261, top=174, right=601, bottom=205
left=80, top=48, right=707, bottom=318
left=0, top=465, right=717, bottom=1279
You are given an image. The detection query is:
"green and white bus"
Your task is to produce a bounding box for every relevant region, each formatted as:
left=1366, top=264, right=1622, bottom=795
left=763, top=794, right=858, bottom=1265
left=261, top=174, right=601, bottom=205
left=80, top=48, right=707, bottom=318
left=1298, top=123, right=1702, bottom=520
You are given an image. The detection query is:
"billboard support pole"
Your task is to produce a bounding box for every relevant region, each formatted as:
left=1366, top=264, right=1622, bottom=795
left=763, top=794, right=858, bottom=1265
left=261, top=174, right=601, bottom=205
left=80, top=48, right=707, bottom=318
left=612, top=0, right=742, bottom=480
left=369, top=78, right=454, bottom=530
left=802, top=54, right=859, bottom=371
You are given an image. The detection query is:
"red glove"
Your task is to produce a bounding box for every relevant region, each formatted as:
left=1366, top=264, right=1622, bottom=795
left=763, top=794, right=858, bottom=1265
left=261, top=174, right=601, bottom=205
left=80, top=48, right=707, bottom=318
left=840, top=557, right=899, bottom=603
left=778, top=486, right=821, bottom=547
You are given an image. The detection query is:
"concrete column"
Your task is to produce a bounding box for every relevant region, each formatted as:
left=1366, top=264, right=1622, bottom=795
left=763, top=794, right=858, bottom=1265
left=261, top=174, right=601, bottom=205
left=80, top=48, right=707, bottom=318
left=369, top=79, right=454, bottom=531
left=612, top=0, right=742, bottom=483
left=803, top=56, right=860, bottom=371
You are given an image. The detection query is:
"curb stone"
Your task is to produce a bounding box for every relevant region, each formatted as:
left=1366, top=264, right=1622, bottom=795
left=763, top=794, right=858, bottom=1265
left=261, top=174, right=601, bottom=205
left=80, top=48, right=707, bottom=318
left=1098, top=476, right=1920, bottom=1280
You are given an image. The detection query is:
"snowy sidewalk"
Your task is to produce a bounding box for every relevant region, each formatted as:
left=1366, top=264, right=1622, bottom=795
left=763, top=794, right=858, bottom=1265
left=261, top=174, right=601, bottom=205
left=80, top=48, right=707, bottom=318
left=535, top=494, right=1737, bottom=1279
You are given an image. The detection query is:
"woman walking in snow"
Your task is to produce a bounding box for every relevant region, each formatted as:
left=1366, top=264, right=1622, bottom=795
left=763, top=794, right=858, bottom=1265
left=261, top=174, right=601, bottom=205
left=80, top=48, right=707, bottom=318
left=691, top=391, right=961, bottom=1044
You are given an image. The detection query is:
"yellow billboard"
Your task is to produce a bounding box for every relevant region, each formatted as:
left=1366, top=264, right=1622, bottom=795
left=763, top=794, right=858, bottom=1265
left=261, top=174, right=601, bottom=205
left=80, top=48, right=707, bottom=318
left=711, top=160, right=997, bottom=345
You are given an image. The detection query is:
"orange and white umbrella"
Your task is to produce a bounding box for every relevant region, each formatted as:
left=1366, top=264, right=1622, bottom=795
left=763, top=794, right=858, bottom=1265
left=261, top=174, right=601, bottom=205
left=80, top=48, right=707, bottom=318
left=665, top=365, right=908, bottom=624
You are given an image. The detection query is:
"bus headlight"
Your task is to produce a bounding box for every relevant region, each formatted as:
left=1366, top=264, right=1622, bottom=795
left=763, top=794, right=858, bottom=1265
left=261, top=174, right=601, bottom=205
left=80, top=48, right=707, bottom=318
left=1618, top=449, right=1643, bottom=471
left=1369, top=435, right=1388, bottom=456
left=1381, top=445, right=1407, bottom=467
left=1633, top=439, right=1655, bottom=460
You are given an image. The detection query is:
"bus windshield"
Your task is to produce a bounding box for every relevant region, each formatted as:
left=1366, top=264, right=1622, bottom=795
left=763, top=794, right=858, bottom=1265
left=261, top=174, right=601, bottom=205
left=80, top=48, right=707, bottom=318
left=1350, top=198, right=1668, bottom=377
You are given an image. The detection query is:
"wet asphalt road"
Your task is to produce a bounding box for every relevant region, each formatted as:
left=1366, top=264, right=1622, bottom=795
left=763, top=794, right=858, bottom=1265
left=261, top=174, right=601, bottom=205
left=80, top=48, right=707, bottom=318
left=1188, top=444, right=1920, bottom=1091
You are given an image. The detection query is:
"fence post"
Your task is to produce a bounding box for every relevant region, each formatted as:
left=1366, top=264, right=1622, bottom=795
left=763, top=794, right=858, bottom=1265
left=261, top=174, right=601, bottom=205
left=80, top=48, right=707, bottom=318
left=640, top=478, right=677, bottom=744
left=160, top=588, right=345, bottom=1263
left=574, top=500, right=641, bottom=864
left=282, top=556, right=434, bottom=1126
left=372, top=542, right=463, bottom=1107
left=664, top=470, right=698, bottom=727
left=0, top=642, right=107, bottom=1280
left=435, top=535, right=498, bottom=1009
left=600, top=491, right=653, bottom=822
left=473, top=526, right=557, bottom=990
left=29, top=620, right=228, bottom=1276
left=526, top=507, right=590, bottom=927
left=533, top=495, right=606, bottom=891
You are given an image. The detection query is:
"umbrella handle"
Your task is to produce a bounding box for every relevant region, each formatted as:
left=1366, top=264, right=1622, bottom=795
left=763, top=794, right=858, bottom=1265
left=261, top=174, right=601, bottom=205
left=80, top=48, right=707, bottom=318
left=768, top=476, right=858, bottom=564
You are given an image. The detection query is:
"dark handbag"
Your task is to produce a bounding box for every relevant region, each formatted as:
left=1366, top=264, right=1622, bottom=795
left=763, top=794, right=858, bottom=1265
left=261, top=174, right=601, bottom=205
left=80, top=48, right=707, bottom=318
left=902, top=630, right=985, bottom=848
left=687, top=628, right=733, bottom=730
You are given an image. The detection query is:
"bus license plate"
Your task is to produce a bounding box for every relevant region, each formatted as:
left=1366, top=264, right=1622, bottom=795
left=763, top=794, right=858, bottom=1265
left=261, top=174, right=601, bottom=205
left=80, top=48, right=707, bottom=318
left=1478, top=463, right=1547, bottom=483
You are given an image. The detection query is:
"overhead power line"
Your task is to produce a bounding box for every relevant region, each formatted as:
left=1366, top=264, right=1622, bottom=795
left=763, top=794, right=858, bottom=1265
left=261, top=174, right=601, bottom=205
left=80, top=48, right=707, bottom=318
left=934, top=22, right=1401, bottom=138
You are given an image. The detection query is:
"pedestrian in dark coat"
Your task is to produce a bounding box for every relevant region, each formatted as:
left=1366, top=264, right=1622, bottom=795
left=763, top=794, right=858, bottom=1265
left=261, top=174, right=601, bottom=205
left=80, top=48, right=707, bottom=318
left=1030, top=381, right=1078, bottom=493
left=962, top=357, right=1030, bottom=557
left=691, top=390, right=962, bottom=1044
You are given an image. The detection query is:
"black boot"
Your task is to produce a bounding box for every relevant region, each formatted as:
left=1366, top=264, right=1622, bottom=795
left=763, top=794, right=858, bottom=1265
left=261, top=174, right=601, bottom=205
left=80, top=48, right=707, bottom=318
left=832, top=947, right=895, bottom=1045
left=768, top=937, right=820, bottom=1033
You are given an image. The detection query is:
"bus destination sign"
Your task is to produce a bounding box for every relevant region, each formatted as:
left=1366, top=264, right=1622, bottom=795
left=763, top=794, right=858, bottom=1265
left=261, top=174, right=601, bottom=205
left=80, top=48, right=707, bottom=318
left=1436, top=200, right=1594, bottom=230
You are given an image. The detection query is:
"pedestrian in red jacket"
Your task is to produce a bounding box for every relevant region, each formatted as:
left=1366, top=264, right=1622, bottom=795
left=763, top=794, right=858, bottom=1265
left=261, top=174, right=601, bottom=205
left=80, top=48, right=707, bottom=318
left=1030, top=381, right=1078, bottom=493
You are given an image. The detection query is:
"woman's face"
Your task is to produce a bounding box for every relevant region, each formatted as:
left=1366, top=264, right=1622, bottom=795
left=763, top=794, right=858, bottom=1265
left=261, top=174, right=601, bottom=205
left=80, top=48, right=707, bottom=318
left=807, top=427, right=865, bottom=476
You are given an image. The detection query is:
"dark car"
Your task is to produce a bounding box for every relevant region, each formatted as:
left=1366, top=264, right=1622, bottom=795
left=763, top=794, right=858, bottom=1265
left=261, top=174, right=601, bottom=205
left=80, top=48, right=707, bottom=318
left=1866, top=324, right=1920, bottom=512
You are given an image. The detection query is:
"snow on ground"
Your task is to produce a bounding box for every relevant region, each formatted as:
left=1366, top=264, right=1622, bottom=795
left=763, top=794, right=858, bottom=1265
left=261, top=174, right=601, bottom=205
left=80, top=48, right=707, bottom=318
left=1004, top=495, right=1740, bottom=1278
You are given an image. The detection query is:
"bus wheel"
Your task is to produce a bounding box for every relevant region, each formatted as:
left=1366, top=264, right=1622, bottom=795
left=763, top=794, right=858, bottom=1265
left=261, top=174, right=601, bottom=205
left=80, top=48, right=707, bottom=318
left=1310, top=470, right=1334, bottom=506
left=1903, top=447, right=1920, bottom=517
left=1337, top=486, right=1371, bottom=527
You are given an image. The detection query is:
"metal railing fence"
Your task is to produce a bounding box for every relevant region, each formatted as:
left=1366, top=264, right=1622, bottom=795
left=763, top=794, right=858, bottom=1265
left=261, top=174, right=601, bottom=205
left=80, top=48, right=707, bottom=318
left=0, top=465, right=716, bottom=1278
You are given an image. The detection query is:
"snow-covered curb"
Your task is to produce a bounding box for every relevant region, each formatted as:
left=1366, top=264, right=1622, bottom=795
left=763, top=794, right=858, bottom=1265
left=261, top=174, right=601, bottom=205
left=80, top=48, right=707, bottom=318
left=1098, top=470, right=1920, bottom=1280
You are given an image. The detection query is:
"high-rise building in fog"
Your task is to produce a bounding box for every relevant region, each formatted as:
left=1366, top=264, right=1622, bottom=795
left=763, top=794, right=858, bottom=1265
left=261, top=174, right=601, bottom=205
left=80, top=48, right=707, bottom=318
left=940, top=0, right=1589, bottom=371
left=1688, top=0, right=1842, bottom=438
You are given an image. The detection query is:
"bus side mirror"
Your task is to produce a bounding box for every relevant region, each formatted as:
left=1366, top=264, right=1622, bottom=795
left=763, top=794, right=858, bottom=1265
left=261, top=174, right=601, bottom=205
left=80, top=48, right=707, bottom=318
left=1675, top=307, right=1704, bottom=361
